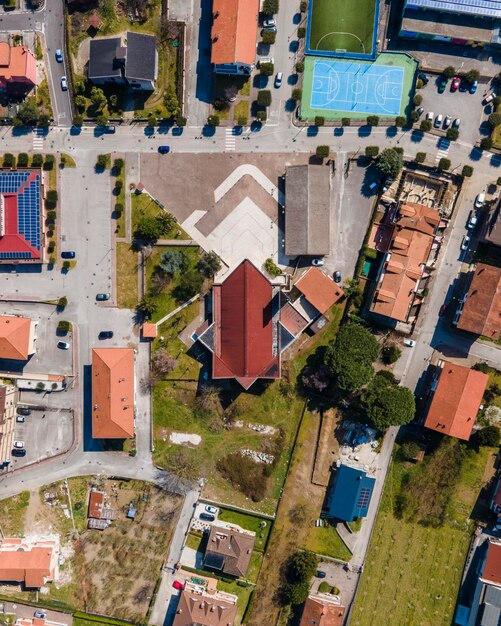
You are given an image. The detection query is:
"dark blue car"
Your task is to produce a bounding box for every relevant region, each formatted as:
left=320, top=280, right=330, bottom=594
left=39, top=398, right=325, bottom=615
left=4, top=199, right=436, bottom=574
left=158, top=146, right=170, bottom=154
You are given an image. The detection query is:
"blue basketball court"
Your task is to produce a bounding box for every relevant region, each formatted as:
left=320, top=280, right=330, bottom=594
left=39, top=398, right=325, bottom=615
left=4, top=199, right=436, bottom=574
left=310, top=59, right=404, bottom=116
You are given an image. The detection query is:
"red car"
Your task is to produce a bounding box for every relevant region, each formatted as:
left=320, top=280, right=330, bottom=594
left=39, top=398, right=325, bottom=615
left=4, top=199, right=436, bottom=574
left=173, top=580, right=185, bottom=590
left=451, top=76, right=460, bottom=91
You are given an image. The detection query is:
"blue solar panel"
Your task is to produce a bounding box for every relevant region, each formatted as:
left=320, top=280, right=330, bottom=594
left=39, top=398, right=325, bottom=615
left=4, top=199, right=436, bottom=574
left=0, top=171, right=41, bottom=258
left=406, top=0, right=501, bottom=17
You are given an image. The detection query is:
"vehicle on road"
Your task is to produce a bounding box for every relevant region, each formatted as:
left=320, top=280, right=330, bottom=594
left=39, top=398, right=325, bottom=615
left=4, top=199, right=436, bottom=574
left=172, top=580, right=184, bottom=590
left=61, top=251, right=75, bottom=259
left=451, top=76, right=460, bottom=91
left=461, top=234, right=471, bottom=251
left=16, top=415, right=25, bottom=423
left=13, top=441, right=24, bottom=449
left=12, top=448, right=26, bottom=457
left=312, top=258, right=324, bottom=266
left=57, top=341, right=70, bottom=350
left=262, top=25, right=277, bottom=33
left=417, top=106, right=424, bottom=116
left=468, top=212, right=478, bottom=229
left=34, top=612, right=46, bottom=619
left=17, top=407, right=31, bottom=416
left=437, top=77, right=447, bottom=93
left=96, top=293, right=111, bottom=301
left=274, top=72, right=283, bottom=88
left=316, top=571, right=326, bottom=578
left=263, top=18, right=276, bottom=27
left=61, top=76, right=68, bottom=91
left=403, top=339, right=416, bottom=347
left=205, top=505, right=218, bottom=514
left=104, top=125, right=116, bottom=134
left=55, top=49, right=63, bottom=63
left=334, top=270, right=341, bottom=283
left=426, top=111, right=434, bottom=121
left=452, top=118, right=461, bottom=128
left=439, top=304, right=447, bottom=317
left=483, top=94, right=494, bottom=105
left=470, top=80, right=478, bottom=94
left=475, top=192, right=486, bottom=208
left=434, top=114, right=443, bottom=128
left=443, top=115, right=451, bottom=129
left=418, top=72, right=429, bottom=85
left=98, top=331, right=114, bottom=340
left=200, top=512, right=215, bottom=521
left=158, top=146, right=170, bottom=154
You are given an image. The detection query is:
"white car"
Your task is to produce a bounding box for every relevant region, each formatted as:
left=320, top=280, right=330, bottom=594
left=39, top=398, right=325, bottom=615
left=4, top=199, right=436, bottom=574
left=403, top=339, right=416, bottom=347
left=483, top=94, right=494, bottom=105
left=312, top=258, right=324, bottom=266
left=13, top=441, right=24, bottom=449
left=61, top=76, right=68, bottom=91
left=16, top=415, right=25, bottom=423
left=475, top=192, right=485, bottom=209
left=426, top=111, right=434, bottom=121
left=34, top=612, right=46, bottom=620
left=205, top=505, right=218, bottom=515
left=452, top=118, right=461, bottom=128
left=263, top=18, right=276, bottom=27
left=468, top=212, right=478, bottom=229
left=434, top=114, right=443, bottom=128
left=461, top=234, right=471, bottom=251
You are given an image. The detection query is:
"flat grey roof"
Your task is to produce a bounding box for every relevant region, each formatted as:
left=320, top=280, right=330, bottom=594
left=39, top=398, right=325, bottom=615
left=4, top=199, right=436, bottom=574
left=405, top=0, right=501, bottom=18
left=125, top=31, right=156, bottom=81
left=88, top=37, right=122, bottom=79
left=285, top=164, right=330, bottom=256
left=402, top=11, right=496, bottom=41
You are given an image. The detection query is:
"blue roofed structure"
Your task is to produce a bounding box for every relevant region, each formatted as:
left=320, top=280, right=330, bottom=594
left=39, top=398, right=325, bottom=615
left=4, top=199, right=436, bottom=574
left=328, top=464, right=376, bottom=522
left=405, top=0, right=501, bottom=18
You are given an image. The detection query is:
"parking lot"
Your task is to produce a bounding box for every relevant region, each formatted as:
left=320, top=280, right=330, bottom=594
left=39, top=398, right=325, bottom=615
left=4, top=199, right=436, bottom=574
left=417, top=73, right=490, bottom=145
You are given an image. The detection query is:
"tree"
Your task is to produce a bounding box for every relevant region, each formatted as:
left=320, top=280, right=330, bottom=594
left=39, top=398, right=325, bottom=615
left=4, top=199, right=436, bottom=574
left=207, top=115, right=220, bottom=127
left=73, top=115, right=83, bottom=127
left=401, top=440, right=421, bottom=461
left=315, top=145, right=329, bottom=159
left=446, top=128, right=459, bottom=141
left=292, top=88, right=302, bottom=101
left=375, top=148, right=403, bottom=179
left=58, top=296, right=68, bottom=309
left=382, top=345, right=401, bottom=364
left=113, top=158, right=124, bottom=172
left=342, top=117, right=351, bottom=126
left=465, top=69, right=480, bottom=83
left=13, top=100, right=39, bottom=126
left=489, top=112, right=501, bottom=128
left=367, top=115, right=379, bottom=127
left=480, top=137, right=493, bottom=150
left=158, top=212, right=176, bottom=234
left=314, top=115, right=325, bottom=126
left=198, top=251, right=222, bottom=277
left=90, top=86, right=107, bottom=111
left=300, top=0, right=307, bottom=10
left=159, top=250, right=189, bottom=275
left=194, top=385, right=221, bottom=415
left=96, top=154, right=107, bottom=169
left=109, top=94, right=118, bottom=108
left=32, top=154, right=43, bottom=167
left=62, top=260, right=70, bottom=271
left=46, top=210, right=56, bottom=224
left=262, top=29, right=276, bottom=44
left=147, top=115, right=157, bottom=127
left=415, top=152, right=426, bottom=163
left=363, top=371, right=415, bottom=431
left=409, top=110, right=419, bottom=123
left=164, top=87, right=180, bottom=117
left=301, top=364, right=331, bottom=392
left=288, top=550, right=317, bottom=582
left=413, top=94, right=423, bottom=106
left=443, top=66, right=456, bottom=79
left=152, top=348, right=177, bottom=377
left=324, top=322, right=379, bottom=393
left=420, top=119, right=432, bottom=132
left=174, top=269, right=203, bottom=301
left=46, top=190, right=58, bottom=208
left=114, top=203, right=124, bottom=214
left=462, top=165, right=474, bottom=177
left=75, top=95, right=86, bottom=111
left=257, top=90, right=272, bottom=107
left=283, top=581, right=310, bottom=605
left=256, top=110, right=267, bottom=122
left=17, top=153, right=28, bottom=167
left=295, top=61, right=304, bottom=73
left=395, top=116, right=406, bottom=127
left=475, top=425, right=500, bottom=447
left=260, top=62, right=274, bottom=76
left=438, top=157, right=451, bottom=171
left=137, top=295, right=158, bottom=317
left=135, top=215, right=163, bottom=243
left=176, top=116, right=187, bottom=127
left=38, top=112, right=49, bottom=126
left=365, top=146, right=379, bottom=158
left=3, top=153, right=15, bottom=168
left=297, top=27, right=306, bottom=38
left=96, top=114, right=108, bottom=127
left=262, top=0, right=279, bottom=13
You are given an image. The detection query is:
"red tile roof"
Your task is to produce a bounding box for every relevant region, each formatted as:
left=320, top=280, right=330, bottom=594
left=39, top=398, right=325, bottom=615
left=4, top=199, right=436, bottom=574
left=0, top=315, right=32, bottom=360
left=424, top=362, right=488, bottom=440
left=92, top=348, right=135, bottom=439
left=457, top=264, right=501, bottom=339
left=300, top=595, right=345, bottom=626
left=295, top=268, right=344, bottom=315
left=0, top=43, right=36, bottom=87
left=210, top=260, right=280, bottom=389
left=211, top=0, right=259, bottom=66
left=280, top=302, right=309, bottom=337
left=482, top=541, right=501, bottom=585
left=88, top=490, right=105, bottom=519
left=0, top=539, right=54, bottom=588
left=142, top=322, right=157, bottom=338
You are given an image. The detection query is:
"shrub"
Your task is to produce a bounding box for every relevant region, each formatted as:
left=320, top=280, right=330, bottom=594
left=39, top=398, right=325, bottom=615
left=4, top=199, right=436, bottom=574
left=420, top=119, right=432, bottom=132
left=297, top=26, right=306, bottom=38
left=462, top=165, right=474, bottom=177
left=292, top=88, right=302, bottom=101
left=443, top=66, right=456, bottom=79
left=32, top=154, right=43, bottom=167
left=257, top=90, right=272, bottom=107
left=382, top=345, right=401, bottom=364
left=409, top=110, right=419, bottom=123
left=342, top=117, right=350, bottom=126
left=17, top=153, right=29, bottom=167
left=295, top=61, right=304, bottom=73
left=46, top=189, right=58, bottom=208
left=446, top=128, right=459, bottom=141
left=236, top=115, right=248, bottom=126
left=176, top=116, right=187, bottom=127
left=480, top=137, right=493, bottom=150
left=262, top=29, right=276, bottom=44
left=43, top=154, right=55, bottom=170
left=96, top=154, right=107, bottom=169
left=475, top=425, right=500, bottom=447
left=415, top=152, right=426, bottom=163
left=318, top=582, right=331, bottom=593
left=264, top=258, right=282, bottom=277
left=256, top=110, right=267, bottom=122
left=207, top=115, right=220, bottom=127
left=395, top=116, right=406, bottom=127
left=416, top=78, right=424, bottom=89
left=367, top=115, right=379, bottom=127
left=263, top=0, right=279, bottom=12
left=314, top=115, right=325, bottom=126
left=316, top=145, right=329, bottom=159
left=259, top=62, right=274, bottom=77
left=3, top=153, right=15, bottom=168
left=438, top=157, right=451, bottom=171
left=73, top=115, right=83, bottom=127
left=413, top=94, right=423, bottom=106
left=365, top=146, right=379, bottom=158
left=489, top=112, right=501, bottom=128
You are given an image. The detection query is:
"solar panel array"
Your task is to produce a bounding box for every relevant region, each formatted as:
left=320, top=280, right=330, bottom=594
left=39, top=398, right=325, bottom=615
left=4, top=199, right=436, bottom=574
left=406, top=0, right=501, bottom=17
left=0, top=171, right=41, bottom=257
left=357, top=487, right=372, bottom=510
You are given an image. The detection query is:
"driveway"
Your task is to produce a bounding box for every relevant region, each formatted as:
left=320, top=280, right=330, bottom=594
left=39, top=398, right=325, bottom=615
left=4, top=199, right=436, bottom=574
left=185, top=0, right=212, bottom=125
left=0, top=601, right=72, bottom=626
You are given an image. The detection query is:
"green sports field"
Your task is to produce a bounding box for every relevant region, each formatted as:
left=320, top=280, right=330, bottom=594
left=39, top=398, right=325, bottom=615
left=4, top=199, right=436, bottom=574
left=308, top=0, right=377, bottom=55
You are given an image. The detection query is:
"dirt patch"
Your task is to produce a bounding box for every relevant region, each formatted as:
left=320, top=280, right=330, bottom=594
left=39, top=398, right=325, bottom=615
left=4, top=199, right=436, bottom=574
left=169, top=431, right=202, bottom=446
left=312, top=409, right=341, bottom=487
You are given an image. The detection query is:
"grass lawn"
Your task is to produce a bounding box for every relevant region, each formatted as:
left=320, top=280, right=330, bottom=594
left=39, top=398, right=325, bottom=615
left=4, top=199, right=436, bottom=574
left=351, top=440, right=496, bottom=626
left=239, top=81, right=251, bottom=96
left=61, top=154, right=76, bottom=168
left=308, top=0, right=376, bottom=53
left=185, top=532, right=204, bottom=551
left=234, top=100, right=249, bottom=123
left=247, top=552, right=263, bottom=583
left=303, top=525, right=352, bottom=561
left=131, top=193, right=188, bottom=239
left=116, top=243, right=138, bottom=309
left=216, top=579, right=254, bottom=624
left=153, top=303, right=200, bottom=378
left=217, top=508, right=271, bottom=551
left=112, top=163, right=126, bottom=238
left=0, top=491, right=30, bottom=535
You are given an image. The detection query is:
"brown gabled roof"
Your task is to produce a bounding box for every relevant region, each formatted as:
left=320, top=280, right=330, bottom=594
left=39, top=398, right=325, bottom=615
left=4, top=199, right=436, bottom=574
left=142, top=322, right=158, bottom=338
left=295, top=268, right=344, bottom=315
left=397, top=202, right=441, bottom=235
left=173, top=585, right=237, bottom=626
left=482, top=541, right=501, bottom=585
left=204, top=526, right=255, bottom=578
left=300, top=595, right=345, bottom=626
left=457, top=263, right=501, bottom=339
left=92, top=348, right=135, bottom=439
left=424, top=362, right=488, bottom=440
left=211, top=0, right=259, bottom=66
left=0, top=316, right=32, bottom=360
left=0, top=540, right=54, bottom=588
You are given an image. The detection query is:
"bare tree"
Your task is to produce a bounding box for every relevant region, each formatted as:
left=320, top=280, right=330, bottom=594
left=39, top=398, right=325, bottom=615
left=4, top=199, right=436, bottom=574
left=152, top=349, right=177, bottom=378
left=195, top=385, right=221, bottom=414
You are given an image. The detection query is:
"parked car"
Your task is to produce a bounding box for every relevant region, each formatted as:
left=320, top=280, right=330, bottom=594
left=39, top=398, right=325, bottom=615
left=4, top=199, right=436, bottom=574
left=418, top=72, right=429, bottom=85
left=452, top=118, right=461, bottom=128
left=259, top=57, right=274, bottom=66
left=263, top=18, right=276, bottom=27
left=17, top=407, right=31, bottom=416
left=437, top=77, right=447, bottom=93
left=57, top=341, right=70, bottom=350
left=61, top=251, right=75, bottom=259
left=468, top=212, right=478, bottom=229
left=316, top=570, right=327, bottom=578
left=158, top=145, right=170, bottom=154
left=443, top=115, right=452, bottom=129
left=55, top=49, right=63, bottom=63
left=434, top=114, right=443, bottom=128
left=417, top=106, right=424, bottom=116
left=205, top=505, right=218, bottom=514
left=461, top=234, right=471, bottom=250
left=172, top=580, right=184, bottom=591
left=16, top=415, right=25, bottom=423
left=12, top=448, right=26, bottom=457
left=334, top=270, right=341, bottom=283
left=200, top=512, right=215, bottom=522
left=312, top=258, right=324, bottom=266
left=61, top=76, right=68, bottom=91
left=459, top=79, right=469, bottom=92
left=451, top=76, right=460, bottom=91
left=475, top=192, right=486, bottom=208
left=470, top=80, right=478, bottom=94
left=439, top=303, right=448, bottom=317
left=13, top=441, right=24, bottom=449
left=274, top=72, right=283, bottom=88
left=98, top=331, right=114, bottom=340
left=403, top=339, right=416, bottom=347
left=483, top=94, right=494, bottom=105
left=34, top=612, right=46, bottom=620
left=96, top=293, right=111, bottom=301
left=426, top=111, right=434, bottom=121
left=104, top=125, right=116, bottom=134
left=262, top=25, right=277, bottom=33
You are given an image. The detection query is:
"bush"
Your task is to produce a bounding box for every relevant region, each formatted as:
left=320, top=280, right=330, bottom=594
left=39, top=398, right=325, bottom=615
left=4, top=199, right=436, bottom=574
left=409, top=110, right=419, bottom=123
left=96, top=154, right=107, bottom=169
left=73, top=115, right=83, bottom=127
left=3, top=153, right=15, bottom=168
left=297, top=27, right=306, bottom=38
left=257, top=90, right=272, bottom=107
left=475, top=425, right=500, bottom=447
left=318, top=582, right=331, bottom=593
left=382, top=345, right=401, bottom=364
left=259, top=62, right=274, bottom=77
left=295, top=61, right=304, bottom=73
left=314, top=115, right=325, bottom=126
left=342, top=117, right=351, bottom=126
left=465, top=69, right=480, bottom=83
left=462, top=165, right=474, bottom=177
left=46, top=189, right=58, bottom=208
left=438, top=157, right=451, bottom=171
left=395, top=116, right=406, bottom=127
left=420, top=119, right=432, bottom=132
left=17, top=153, right=29, bottom=167
left=413, top=94, right=423, bottom=106
left=256, top=110, right=267, bottom=122
left=264, top=257, right=282, bottom=277
left=262, top=29, right=276, bottom=44
left=236, top=115, right=248, bottom=126
left=480, top=137, right=493, bottom=150
left=365, top=146, right=379, bottom=158
left=114, top=203, right=124, bottom=214
left=415, top=152, right=426, bottom=163
left=367, top=115, right=379, bottom=127
left=263, top=0, right=279, bottom=12
left=207, top=115, right=220, bottom=127
left=443, top=66, right=456, bottom=79
left=446, top=128, right=459, bottom=141
left=315, top=145, right=329, bottom=159
left=43, top=154, right=55, bottom=170
left=176, top=116, right=187, bottom=127
left=416, top=78, right=424, bottom=89
left=291, top=88, right=302, bottom=101
left=32, top=154, right=43, bottom=167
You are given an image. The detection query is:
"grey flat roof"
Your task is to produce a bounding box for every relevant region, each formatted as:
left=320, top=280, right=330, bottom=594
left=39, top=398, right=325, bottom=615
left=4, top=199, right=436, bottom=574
left=405, top=0, right=501, bottom=18
left=125, top=31, right=156, bottom=81
left=285, top=164, right=331, bottom=256
left=88, top=37, right=122, bottom=79
left=402, top=11, right=496, bottom=42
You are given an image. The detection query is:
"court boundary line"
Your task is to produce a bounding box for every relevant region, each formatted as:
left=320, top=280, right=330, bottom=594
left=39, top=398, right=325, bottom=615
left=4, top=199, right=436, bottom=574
left=315, top=31, right=366, bottom=55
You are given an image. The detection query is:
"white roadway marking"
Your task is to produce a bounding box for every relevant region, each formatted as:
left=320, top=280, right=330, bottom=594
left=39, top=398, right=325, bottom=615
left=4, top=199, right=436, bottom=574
left=213, top=163, right=284, bottom=205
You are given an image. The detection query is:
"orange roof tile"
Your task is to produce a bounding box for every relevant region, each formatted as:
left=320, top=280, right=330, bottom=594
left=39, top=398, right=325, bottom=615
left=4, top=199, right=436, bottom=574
left=211, top=0, right=259, bottom=66
left=92, top=348, right=135, bottom=439
left=424, top=362, right=488, bottom=440
left=0, top=541, right=54, bottom=588
left=0, top=43, right=36, bottom=86
left=300, top=595, right=345, bottom=626
left=142, top=322, right=157, bottom=338
left=0, top=316, right=32, bottom=360
left=397, top=202, right=441, bottom=235
left=457, top=263, right=501, bottom=339
left=482, top=541, right=501, bottom=585
left=295, top=268, right=344, bottom=315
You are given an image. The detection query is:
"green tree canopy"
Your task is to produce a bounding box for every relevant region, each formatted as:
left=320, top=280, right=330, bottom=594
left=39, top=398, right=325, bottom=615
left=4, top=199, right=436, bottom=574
left=288, top=550, right=317, bottom=582
left=90, top=86, right=107, bottom=111
left=375, top=148, right=403, bottom=179
left=475, top=425, right=500, bottom=447
left=174, top=269, right=203, bottom=301
left=363, top=371, right=415, bottom=431
left=198, top=251, right=222, bottom=277
left=283, top=581, right=310, bottom=605
left=159, top=250, right=189, bottom=275
left=442, top=66, right=456, bottom=79
left=135, top=215, right=163, bottom=243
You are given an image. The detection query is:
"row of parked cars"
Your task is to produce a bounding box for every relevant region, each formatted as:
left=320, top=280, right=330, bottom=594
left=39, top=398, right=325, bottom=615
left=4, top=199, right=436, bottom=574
left=424, top=111, right=461, bottom=130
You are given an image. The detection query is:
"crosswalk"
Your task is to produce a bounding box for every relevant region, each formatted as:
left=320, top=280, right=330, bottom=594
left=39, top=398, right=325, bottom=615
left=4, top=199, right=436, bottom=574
left=435, top=137, right=450, bottom=163
left=32, top=128, right=44, bottom=151
left=225, top=128, right=236, bottom=152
